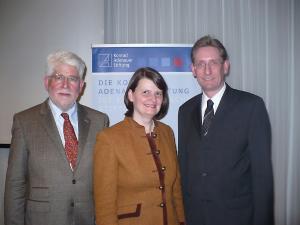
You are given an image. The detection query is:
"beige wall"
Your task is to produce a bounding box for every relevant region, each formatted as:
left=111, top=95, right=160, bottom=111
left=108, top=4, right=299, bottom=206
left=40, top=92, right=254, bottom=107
left=0, top=0, right=105, bottom=144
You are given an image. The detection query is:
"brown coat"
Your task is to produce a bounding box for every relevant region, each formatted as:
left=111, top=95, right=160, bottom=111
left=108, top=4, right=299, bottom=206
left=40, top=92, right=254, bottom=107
left=93, top=117, right=185, bottom=225
left=5, top=100, right=109, bottom=225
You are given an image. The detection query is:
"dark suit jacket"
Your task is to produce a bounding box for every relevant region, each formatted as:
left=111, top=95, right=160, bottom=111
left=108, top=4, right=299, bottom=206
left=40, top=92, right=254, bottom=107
left=178, top=84, right=273, bottom=225
left=4, top=100, right=109, bottom=225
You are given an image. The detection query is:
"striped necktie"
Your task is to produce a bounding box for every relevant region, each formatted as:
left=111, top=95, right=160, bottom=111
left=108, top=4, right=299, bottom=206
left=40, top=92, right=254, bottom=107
left=201, top=99, right=214, bottom=136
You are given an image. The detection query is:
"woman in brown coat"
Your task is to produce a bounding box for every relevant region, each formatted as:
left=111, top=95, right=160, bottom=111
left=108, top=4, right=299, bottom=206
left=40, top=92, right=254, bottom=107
left=93, top=67, right=185, bottom=225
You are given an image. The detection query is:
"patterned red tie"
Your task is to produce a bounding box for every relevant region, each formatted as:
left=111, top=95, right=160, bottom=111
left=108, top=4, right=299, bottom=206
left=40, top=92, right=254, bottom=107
left=61, top=113, right=78, bottom=170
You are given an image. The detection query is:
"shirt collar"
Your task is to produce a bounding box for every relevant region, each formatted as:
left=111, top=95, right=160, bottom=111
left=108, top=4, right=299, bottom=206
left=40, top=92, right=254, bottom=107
left=202, top=83, right=226, bottom=114
left=48, top=99, right=77, bottom=122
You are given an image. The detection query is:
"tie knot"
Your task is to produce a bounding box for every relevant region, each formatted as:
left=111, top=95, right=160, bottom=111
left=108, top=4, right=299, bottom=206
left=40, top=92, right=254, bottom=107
left=207, top=99, right=214, bottom=110
left=61, top=113, right=70, bottom=121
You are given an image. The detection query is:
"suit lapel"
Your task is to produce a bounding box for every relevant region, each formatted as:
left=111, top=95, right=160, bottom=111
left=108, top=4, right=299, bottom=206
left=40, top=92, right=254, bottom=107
left=39, top=100, right=68, bottom=162
left=189, top=89, right=235, bottom=140
left=76, top=104, right=90, bottom=169
left=191, top=94, right=203, bottom=137
left=208, top=84, right=237, bottom=134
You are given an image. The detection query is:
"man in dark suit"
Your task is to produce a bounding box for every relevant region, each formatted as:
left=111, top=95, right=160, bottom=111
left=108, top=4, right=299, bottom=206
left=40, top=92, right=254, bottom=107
left=4, top=50, right=109, bottom=225
left=178, top=35, right=274, bottom=225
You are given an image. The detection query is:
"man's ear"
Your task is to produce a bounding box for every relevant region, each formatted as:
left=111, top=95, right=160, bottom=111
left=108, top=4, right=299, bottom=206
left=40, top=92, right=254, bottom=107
left=79, top=80, right=85, bottom=93
left=191, top=64, right=196, bottom=78
left=43, top=76, right=49, bottom=91
left=223, top=60, right=230, bottom=75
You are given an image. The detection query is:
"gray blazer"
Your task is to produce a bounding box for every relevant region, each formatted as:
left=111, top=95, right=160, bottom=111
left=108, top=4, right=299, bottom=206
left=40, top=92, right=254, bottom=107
left=4, top=100, right=109, bottom=225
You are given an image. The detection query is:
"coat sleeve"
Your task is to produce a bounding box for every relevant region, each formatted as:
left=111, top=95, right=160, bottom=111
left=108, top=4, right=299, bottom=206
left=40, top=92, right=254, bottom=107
left=93, top=130, right=119, bottom=225
left=168, top=127, right=186, bottom=224
left=4, top=114, right=28, bottom=225
left=177, top=105, right=188, bottom=205
left=248, top=98, right=274, bottom=225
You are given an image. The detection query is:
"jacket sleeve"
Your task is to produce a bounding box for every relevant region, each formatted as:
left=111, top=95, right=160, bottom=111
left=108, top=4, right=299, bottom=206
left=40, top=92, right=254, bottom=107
left=4, top=114, right=28, bottom=225
left=248, top=98, right=274, bottom=225
left=93, top=130, right=119, bottom=225
left=177, top=105, right=189, bottom=208
left=168, top=128, right=186, bottom=224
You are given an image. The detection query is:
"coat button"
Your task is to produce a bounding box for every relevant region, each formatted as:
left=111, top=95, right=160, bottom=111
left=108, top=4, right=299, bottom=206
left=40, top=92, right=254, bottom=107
left=201, top=172, right=208, bottom=177
left=161, top=166, right=166, bottom=172
left=151, top=133, right=157, bottom=138
left=72, top=179, right=76, bottom=184
left=159, top=203, right=165, bottom=207
left=155, top=150, right=160, bottom=155
left=159, top=185, right=164, bottom=190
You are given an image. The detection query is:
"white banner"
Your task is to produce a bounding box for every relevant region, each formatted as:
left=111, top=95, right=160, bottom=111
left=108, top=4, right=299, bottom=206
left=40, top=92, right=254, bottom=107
left=91, top=44, right=200, bottom=142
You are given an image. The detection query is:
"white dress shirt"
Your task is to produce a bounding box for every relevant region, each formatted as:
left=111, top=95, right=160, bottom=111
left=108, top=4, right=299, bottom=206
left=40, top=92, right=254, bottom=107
left=201, top=83, right=226, bottom=123
left=48, top=99, right=79, bottom=146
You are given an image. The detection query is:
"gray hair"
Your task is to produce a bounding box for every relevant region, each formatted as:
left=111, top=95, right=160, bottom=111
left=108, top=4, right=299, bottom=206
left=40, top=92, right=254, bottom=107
left=45, top=50, right=86, bottom=79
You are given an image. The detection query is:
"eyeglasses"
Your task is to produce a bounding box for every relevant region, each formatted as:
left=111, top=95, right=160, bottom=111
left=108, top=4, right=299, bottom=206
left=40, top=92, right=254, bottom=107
left=194, top=59, right=224, bottom=70
left=50, top=73, right=80, bottom=84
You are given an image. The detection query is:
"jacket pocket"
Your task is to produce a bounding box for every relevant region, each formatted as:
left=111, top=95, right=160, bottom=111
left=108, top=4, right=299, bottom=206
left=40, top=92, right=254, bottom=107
left=226, top=194, right=252, bottom=209
left=30, top=186, right=49, bottom=200
left=117, top=203, right=142, bottom=220
left=26, top=199, right=50, bottom=212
